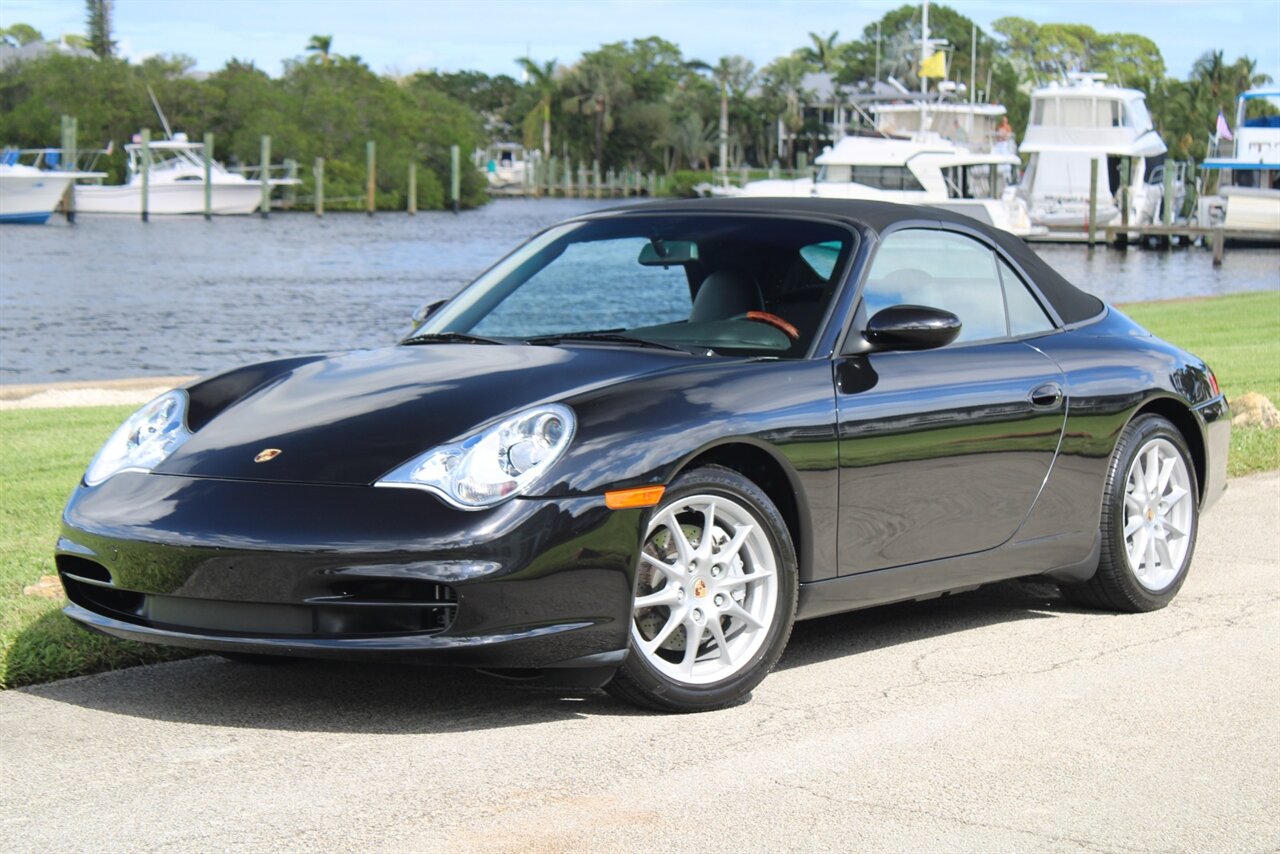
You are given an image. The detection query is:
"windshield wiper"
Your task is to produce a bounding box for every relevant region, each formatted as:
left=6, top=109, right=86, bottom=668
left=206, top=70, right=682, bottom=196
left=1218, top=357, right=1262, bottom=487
left=524, top=331, right=693, bottom=353
left=401, top=331, right=507, bottom=346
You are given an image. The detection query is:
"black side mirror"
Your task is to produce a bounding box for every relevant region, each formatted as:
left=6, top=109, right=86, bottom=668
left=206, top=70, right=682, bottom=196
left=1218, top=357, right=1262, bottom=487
left=412, top=299, right=446, bottom=326
left=864, top=305, right=961, bottom=352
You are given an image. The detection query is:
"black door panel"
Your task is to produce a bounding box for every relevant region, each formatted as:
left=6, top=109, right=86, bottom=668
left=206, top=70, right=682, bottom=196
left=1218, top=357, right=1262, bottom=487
left=836, top=341, right=1067, bottom=573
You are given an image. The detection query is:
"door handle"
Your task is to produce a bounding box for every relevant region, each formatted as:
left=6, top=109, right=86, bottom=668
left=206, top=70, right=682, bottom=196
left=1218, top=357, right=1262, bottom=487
left=1029, top=382, right=1064, bottom=410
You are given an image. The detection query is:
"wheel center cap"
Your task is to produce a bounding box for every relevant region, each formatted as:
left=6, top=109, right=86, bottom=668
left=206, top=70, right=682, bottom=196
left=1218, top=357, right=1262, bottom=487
left=692, top=578, right=708, bottom=598
left=1145, top=507, right=1156, bottom=522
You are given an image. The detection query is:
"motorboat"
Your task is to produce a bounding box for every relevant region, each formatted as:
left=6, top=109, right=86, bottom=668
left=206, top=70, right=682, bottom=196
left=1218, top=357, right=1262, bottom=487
left=1018, top=73, right=1180, bottom=234
left=74, top=133, right=297, bottom=215
left=719, top=134, right=1040, bottom=237
left=480, top=142, right=530, bottom=191
left=0, top=149, right=104, bottom=224
left=1197, top=87, right=1280, bottom=241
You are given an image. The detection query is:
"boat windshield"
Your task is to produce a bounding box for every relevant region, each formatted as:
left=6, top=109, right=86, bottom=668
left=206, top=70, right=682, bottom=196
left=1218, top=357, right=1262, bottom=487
left=411, top=215, right=855, bottom=357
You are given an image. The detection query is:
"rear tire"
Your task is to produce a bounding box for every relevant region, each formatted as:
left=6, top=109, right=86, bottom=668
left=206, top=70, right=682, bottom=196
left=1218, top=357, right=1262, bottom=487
left=1060, top=414, right=1199, bottom=612
left=606, top=466, right=798, bottom=712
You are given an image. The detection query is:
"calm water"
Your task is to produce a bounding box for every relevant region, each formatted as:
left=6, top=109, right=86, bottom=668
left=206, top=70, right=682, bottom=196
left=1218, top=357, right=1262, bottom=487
left=1, top=199, right=1277, bottom=384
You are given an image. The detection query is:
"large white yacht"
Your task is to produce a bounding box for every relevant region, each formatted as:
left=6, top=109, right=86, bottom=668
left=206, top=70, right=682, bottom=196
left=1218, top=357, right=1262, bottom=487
left=1197, top=87, right=1280, bottom=241
left=1018, top=73, right=1178, bottom=232
left=723, top=134, right=1039, bottom=237
left=75, top=133, right=296, bottom=215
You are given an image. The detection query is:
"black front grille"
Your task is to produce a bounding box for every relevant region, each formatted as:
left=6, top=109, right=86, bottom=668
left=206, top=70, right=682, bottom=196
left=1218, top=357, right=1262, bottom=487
left=59, top=561, right=457, bottom=638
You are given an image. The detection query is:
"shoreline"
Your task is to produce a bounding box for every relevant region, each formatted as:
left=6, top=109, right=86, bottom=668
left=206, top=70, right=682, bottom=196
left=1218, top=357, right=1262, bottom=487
left=0, top=376, right=196, bottom=410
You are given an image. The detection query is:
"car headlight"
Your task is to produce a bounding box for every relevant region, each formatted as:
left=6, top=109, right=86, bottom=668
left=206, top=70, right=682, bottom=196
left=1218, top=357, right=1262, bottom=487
left=376, top=404, right=575, bottom=509
left=84, top=389, right=192, bottom=486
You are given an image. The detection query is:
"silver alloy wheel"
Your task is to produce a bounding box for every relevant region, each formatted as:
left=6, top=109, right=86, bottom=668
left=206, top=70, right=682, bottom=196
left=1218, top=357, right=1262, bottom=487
left=1122, top=437, right=1194, bottom=591
left=632, top=493, right=779, bottom=686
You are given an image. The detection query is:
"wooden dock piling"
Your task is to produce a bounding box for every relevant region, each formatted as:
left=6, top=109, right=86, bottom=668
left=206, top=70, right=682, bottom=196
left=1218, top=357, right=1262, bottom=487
left=60, top=115, right=77, bottom=223
left=140, top=128, right=151, bottom=222
left=202, top=132, right=213, bottom=219
left=313, top=157, right=324, bottom=217
left=366, top=141, right=376, bottom=216
left=450, top=145, right=460, bottom=213
left=259, top=135, right=271, bottom=218
left=408, top=161, right=417, bottom=215
left=1087, top=158, right=1099, bottom=247
left=283, top=158, right=297, bottom=210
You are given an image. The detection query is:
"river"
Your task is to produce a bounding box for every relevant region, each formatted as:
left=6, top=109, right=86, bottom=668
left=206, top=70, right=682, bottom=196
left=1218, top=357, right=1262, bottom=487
left=1, top=198, right=1276, bottom=384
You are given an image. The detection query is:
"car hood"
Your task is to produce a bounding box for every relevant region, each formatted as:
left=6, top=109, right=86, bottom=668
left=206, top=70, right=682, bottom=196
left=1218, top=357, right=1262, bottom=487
left=156, top=343, right=692, bottom=485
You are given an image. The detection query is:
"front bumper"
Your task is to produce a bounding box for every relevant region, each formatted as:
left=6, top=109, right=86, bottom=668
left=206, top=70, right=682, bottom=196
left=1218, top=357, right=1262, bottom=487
left=58, top=472, right=644, bottom=669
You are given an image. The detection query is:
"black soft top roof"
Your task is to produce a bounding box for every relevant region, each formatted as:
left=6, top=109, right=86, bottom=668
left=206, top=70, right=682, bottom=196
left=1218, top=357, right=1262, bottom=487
left=597, top=197, right=1105, bottom=325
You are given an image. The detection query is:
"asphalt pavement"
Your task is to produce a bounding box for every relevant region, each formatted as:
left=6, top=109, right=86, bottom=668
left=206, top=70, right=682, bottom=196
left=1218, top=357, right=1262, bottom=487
left=3, top=472, right=1277, bottom=853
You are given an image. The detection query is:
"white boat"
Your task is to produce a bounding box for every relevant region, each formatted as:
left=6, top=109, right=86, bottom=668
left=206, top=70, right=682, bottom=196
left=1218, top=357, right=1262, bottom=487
left=1197, top=87, right=1280, bottom=241
left=0, top=150, right=104, bottom=224
left=870, top=99, right=1011, bottom=152
left=1018, top=73, right=1180, bottom=233
left=721, top=135, right=1041, bottom=237
left=75, top=133, right=296, bottom=215
left=480, top=142, right=530, bottom=190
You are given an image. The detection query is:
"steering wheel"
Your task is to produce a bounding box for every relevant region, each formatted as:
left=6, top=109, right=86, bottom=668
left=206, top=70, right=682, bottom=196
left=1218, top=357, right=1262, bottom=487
left=744, top=311, right=799, bottom=341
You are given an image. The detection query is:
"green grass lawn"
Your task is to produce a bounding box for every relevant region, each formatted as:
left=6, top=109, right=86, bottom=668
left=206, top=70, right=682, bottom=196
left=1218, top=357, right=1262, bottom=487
left=0, top=406, right=192, bottom=688
left=1123, top=290, right=1280, bottom=476
left=1, top=291, right=1276, bottom=688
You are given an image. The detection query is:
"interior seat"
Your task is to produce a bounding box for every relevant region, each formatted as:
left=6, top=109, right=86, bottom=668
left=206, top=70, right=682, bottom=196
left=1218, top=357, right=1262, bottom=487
left=690, top=271, right=763, bottom=322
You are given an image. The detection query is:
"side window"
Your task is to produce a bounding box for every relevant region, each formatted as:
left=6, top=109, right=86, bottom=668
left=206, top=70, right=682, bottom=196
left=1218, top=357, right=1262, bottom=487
left=997, top=256, right=1055, bottom=337
left=861, top=229, right=1007, bottom=343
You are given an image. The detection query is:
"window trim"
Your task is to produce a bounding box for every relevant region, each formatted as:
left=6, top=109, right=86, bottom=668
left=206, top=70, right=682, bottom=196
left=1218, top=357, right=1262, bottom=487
left=836, top=221, right=1065, bottom=356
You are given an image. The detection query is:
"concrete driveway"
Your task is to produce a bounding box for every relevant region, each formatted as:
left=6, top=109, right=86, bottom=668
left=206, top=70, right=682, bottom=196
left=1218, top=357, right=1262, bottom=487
left=3, top=472, right=1277, bottom=853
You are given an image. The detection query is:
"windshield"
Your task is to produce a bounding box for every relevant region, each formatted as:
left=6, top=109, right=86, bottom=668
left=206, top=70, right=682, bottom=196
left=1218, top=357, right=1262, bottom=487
left=413, top=214, right=855, bottom=357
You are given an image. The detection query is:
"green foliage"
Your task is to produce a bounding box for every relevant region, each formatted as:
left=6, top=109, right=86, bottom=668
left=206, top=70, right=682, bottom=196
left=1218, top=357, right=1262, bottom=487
left=992, top=16, right=1165, bottom=90
left=1152, top=51, right=1272, bottom=162
left=0, top=23, right=44, bottom=47
left=84, top=0, right=115, bottom=59
left=0, top=45, right=488, bottom=210
left=666, top=169, right=713, bottom=198
left=0, top=11, right=1272, bottom=190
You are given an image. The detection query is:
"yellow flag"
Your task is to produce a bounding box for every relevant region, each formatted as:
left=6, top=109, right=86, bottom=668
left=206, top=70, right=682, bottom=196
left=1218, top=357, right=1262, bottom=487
left=919, top=50, right=946, bottom=79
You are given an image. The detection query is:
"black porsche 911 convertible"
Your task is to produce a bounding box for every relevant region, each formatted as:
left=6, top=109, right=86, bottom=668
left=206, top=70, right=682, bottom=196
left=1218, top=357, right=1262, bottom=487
left=57, top=198, right=1229, bottom=712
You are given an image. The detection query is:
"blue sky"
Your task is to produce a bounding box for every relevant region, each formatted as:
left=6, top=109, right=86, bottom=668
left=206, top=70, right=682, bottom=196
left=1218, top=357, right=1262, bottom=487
left=4, top=0, right=1278, bottom=83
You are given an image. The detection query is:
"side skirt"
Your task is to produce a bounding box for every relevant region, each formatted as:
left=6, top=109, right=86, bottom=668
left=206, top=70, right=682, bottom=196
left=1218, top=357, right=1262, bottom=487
left=796, top=530, right=1099, bottom=621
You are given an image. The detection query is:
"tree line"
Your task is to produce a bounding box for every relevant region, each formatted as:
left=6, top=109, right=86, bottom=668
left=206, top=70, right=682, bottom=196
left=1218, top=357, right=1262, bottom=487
left=0, top=3, right=1271, bottom=209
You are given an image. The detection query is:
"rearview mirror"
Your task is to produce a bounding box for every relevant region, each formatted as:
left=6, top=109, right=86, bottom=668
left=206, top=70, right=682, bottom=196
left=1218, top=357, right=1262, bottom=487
left=864, top=305, right=961, bottom=352
left=638, top=239, right=699, bottom=266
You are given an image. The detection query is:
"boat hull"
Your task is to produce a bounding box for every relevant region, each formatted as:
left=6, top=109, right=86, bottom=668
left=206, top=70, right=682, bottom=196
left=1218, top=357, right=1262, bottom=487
left=74, top=182, right=267, bottom=215
left=0, top=172, right=74, bottom=224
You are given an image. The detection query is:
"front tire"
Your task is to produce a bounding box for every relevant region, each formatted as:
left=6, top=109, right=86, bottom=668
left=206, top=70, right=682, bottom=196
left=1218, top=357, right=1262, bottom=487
left=607, top=466, right=798, bottom=712
left=1061, top=414, right=1199, bottom=612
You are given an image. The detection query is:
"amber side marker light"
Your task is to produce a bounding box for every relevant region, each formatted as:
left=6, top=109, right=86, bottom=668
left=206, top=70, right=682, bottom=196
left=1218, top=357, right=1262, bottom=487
left=605, top=485, right=666, bottom=510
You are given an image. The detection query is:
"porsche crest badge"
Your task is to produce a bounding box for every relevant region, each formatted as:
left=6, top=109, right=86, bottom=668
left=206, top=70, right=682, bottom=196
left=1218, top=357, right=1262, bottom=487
left=254, top=448, right=283, bottom=463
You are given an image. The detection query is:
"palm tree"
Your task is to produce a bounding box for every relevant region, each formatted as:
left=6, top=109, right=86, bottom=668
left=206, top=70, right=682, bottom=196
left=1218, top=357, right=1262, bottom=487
left=658, top=114, right=718, bottom=171
left=763, top=56, right=811, bottom=166
left=516, top=57, right=557, bottom=160
left=573, top=58, right=626, bottom=168
left=715, top=57, right=755, bottom=172
left=803, top=31, right=845, bottom=139
left=306, top=35, right=333, bottom=66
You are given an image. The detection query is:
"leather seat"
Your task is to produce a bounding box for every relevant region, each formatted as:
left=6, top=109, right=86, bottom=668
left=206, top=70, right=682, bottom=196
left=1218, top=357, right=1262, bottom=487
left=690, top=271, right=763, bottom=322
